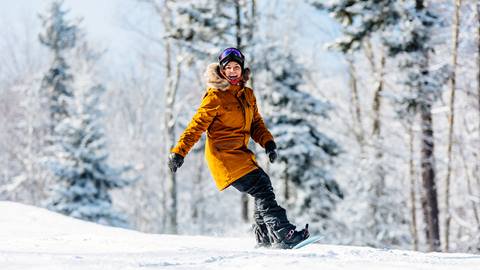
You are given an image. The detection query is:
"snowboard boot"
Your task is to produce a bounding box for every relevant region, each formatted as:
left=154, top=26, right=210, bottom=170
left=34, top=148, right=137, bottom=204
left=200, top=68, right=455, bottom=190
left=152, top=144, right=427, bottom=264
left=271, top=224, right=310, bottom=249
left=252, top=223, right=271, bottom=248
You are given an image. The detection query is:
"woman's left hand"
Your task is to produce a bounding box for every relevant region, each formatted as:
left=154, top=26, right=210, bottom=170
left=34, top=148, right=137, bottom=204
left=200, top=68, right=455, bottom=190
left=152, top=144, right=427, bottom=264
left=265, top=141, right=277, bottom=163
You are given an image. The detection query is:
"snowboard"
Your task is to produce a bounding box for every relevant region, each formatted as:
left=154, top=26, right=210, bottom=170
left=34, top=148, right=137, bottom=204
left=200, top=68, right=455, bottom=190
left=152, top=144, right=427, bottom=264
left=292, top=235, right=322, bottom=249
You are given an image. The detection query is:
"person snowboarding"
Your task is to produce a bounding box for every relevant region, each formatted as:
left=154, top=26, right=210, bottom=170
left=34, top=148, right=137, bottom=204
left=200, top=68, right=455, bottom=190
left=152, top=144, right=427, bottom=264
left=168, top=47, right=309, bottom=249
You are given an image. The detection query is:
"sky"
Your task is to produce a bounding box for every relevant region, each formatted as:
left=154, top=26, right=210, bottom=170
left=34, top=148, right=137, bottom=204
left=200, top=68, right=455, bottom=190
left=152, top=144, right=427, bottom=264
left=0, top=0, right=139, bottom=64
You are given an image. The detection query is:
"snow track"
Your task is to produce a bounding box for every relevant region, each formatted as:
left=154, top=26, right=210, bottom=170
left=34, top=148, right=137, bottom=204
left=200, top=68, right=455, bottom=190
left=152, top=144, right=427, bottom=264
left=1, top=202, right=479, bottom=270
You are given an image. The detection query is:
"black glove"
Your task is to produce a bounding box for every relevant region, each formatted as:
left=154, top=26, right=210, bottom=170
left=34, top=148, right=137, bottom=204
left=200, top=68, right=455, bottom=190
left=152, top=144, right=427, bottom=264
left=168, top=153, right=184, bottom=173
left=265, top=141, right=277, bottom=163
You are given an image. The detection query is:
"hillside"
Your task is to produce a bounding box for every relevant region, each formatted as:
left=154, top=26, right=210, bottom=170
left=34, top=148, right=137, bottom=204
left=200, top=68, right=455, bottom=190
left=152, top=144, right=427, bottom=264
left=1, top=201, right=479, bottom=270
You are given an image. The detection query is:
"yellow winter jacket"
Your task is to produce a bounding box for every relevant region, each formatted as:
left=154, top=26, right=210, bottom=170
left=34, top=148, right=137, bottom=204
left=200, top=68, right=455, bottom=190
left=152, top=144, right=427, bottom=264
left=171, top=63, right=274, bottom=190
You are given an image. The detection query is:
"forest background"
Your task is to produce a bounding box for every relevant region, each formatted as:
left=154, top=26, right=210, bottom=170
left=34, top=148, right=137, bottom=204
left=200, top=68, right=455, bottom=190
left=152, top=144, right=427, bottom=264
left=1, top=0, right=479, bottom=254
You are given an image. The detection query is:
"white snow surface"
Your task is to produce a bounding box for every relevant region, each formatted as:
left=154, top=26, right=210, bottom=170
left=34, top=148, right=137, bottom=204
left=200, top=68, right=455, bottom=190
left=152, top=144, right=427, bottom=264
left=1, top=201, right=479, bottom=270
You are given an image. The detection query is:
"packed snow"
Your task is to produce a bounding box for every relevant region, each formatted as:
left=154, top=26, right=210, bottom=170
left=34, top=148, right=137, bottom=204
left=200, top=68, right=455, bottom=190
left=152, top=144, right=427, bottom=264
left=1, top=201, right=479, bottom=270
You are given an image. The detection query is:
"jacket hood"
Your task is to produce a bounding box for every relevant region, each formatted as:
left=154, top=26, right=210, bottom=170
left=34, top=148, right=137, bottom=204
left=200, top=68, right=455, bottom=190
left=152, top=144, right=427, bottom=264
left=205, top=63, right=251, bottom=91
left=205, top=63, right=230, bottom=91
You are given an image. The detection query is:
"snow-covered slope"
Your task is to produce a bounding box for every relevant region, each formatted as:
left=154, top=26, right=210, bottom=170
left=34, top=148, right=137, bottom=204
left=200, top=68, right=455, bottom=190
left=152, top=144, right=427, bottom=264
left=1, top=201, right=479, bottom=270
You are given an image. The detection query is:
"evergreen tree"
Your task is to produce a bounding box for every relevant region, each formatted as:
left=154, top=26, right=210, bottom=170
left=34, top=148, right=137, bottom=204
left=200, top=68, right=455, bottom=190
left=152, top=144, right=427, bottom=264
left=170, top=0, right=233, bottom=56
left=316, top=0, right=399, bottom=53
left=41, top=1, right=134, bottom=228
left=46, top=81, right=133, bottom=227
left=38, top=0, right=79, bottom=134
left=172, top=0, right=256, bottom=57
left=260, top=49, right=343, bottom=231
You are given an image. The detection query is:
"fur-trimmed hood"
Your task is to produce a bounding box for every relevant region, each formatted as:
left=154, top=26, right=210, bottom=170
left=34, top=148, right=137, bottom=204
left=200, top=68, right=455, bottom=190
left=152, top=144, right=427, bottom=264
left=205, top=63, right=250, bottom=91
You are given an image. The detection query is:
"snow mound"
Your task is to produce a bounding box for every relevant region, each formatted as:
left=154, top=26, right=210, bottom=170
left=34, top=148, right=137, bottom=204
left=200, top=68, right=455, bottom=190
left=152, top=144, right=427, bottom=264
left=1, top=201, right=480, bottom=270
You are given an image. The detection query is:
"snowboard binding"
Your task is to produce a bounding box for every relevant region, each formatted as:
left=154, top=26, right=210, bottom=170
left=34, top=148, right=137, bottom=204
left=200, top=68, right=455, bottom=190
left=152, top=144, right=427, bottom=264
left=275, top=224, right=310, bottom=249
left=254, top=223, right=310, bottom=249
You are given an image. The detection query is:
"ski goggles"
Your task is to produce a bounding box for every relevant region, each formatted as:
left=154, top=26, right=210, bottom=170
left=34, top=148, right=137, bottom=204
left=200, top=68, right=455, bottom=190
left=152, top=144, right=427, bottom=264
left=218, top=47, right=244, bottom=63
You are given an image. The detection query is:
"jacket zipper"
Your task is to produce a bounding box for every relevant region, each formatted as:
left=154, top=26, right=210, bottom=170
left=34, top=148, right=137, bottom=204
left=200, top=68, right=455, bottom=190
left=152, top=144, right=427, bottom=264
left=234, top=89, right=247, bottom=146
left=234, top=89, right=258, bottom=166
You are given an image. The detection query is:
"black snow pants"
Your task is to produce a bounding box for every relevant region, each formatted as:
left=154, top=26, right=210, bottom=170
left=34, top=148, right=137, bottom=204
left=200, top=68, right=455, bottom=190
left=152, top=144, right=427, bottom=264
left=231, top=169, right=294, bottom=234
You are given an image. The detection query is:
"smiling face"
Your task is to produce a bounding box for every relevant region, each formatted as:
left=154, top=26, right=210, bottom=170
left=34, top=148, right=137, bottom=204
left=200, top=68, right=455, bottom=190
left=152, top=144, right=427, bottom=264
left=222, top=61, right=242, bottom=81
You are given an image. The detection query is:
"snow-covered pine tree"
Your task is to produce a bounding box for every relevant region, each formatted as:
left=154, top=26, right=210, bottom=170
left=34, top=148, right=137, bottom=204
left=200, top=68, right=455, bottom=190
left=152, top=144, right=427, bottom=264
left=41, top=1, right=134, bottom=228
left=38, top=0, right=79, bottom=136
left=171, top=0, right=256, bottom=59
left=259, top=48, right=343, bottom=232
left=46, top=79, right=133, bottom=227
left=170, top=0, right=232, bottom=56
left=316, top=0, right=399, bottom=53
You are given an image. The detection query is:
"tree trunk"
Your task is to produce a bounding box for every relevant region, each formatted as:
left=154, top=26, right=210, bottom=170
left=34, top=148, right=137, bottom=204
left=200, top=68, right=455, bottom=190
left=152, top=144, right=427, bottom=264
left=235, top=0, right=242, bottom=49
left=371, top=51, right=386, bottom=138
left=409, top=124, right=419, bottom=251
left=247, top=0, right=256, bottom=88
left=372, top=54, right=386, bottom=234
left=284, top=167, right=290, bottom=202
left=346, top=57, right=365, bottom=147
left=459, top=135, right=480, bottom=229
left=420, top=103, right=441, bottom=251
left=164, top=38, right=177, bottom=234
left=414, top=0, right=441, bottom=252
left=477, top=0, right=480, bottom=182
left=364, top=41, right=387, bottom=237
left=160, top=0, right=180, bottom=234
left=417, top=59, right=439, bottom=252
left=192, top=147, right=205, bottom=226
left=444, top=0, right=462, bottom=252
left=420, top=188, right=431, bottom=248
left=234, top=0, right=250, bottom=223
left=371, top=50, right=386, bottom=184
left=475, top=0, right=480, bottom=234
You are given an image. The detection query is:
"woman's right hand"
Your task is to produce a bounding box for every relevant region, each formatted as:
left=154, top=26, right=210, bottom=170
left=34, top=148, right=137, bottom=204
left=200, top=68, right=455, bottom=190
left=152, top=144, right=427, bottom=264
left=168, top=153, right=184, bottom=173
